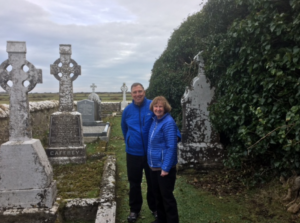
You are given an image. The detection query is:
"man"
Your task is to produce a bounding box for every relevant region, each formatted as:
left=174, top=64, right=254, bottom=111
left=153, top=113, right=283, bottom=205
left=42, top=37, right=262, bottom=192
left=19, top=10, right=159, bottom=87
left=121, top=83, right=157, bottom=222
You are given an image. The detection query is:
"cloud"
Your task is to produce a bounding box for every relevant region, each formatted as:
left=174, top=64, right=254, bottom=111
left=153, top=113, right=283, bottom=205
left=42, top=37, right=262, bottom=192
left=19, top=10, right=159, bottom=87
left=0, top=0, right=205, bottom=93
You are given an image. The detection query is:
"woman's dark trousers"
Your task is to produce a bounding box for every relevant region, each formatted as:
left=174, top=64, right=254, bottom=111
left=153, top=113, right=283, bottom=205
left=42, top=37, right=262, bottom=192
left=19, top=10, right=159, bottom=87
left=150, top=167, right=179, bottom=223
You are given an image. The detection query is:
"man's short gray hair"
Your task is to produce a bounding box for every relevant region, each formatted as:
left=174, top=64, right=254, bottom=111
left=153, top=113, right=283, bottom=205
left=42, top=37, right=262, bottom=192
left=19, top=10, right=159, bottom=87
left=131, top=83, right=144, bottom=90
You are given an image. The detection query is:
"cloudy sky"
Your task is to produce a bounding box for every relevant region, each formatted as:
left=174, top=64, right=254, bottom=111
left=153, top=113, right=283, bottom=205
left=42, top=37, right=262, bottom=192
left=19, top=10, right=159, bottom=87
left=0, top=0, right=204, bottom=93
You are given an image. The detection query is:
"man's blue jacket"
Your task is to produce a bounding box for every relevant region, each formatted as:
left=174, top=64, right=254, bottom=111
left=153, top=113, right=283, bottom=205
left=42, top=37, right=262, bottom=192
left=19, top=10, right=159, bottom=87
left=147, top=113, right=180, bottom=172
left=121, top=97, right=154, bottom=156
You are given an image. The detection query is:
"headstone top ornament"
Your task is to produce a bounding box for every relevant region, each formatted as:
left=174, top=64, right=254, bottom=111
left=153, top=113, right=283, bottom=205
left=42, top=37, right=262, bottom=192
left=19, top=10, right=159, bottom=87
left=0, top=41, right=42, bottom=141
left=50, top=44, right=81, bottom=112
left=7, top=41, right=27, bottom=53
left=90, top=83, right=97, bottom=92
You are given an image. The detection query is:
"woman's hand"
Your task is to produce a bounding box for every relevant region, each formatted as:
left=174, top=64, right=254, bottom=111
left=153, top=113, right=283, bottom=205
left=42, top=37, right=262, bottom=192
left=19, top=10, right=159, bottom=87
left=161, top=170, right=169, bottom=177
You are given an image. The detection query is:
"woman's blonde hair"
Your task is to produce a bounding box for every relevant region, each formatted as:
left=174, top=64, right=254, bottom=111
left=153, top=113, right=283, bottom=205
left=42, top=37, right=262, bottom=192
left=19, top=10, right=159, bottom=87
left=150, top=96, right=172, bottom=113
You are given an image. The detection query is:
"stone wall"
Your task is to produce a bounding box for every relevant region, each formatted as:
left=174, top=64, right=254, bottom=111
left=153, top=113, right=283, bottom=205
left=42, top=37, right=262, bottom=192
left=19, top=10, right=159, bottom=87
left=0, top=101, right=59, bottom=146
left=0, top=101, right=123, bottom=146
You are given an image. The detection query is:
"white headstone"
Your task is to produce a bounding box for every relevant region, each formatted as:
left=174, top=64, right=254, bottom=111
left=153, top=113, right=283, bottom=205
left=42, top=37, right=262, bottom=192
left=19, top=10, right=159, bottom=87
left=177, top=51, right=224, bottom=170
left=0, top=41, right=57, bottom=210
left=120, top=82, right=128, bottom=111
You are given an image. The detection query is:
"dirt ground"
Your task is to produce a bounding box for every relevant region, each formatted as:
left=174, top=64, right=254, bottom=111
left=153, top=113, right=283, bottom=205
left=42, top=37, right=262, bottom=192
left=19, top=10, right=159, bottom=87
left=181, top=168, right=300, bottom=223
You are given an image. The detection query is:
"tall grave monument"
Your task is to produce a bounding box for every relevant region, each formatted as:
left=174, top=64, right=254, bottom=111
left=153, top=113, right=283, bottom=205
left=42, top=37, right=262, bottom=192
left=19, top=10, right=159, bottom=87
left=120, top=82, right=128, bottom=111
left=177, top=51, right=224, bottom=169
left=46, top=44, right=86, bottom=164
left=0, top=41, right=57, bottom=222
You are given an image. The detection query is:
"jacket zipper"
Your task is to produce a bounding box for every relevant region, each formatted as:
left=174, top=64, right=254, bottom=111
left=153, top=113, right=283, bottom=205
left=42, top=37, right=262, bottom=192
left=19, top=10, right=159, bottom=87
left=139, top=106, right=146, bottom=155
left=150, top=120, right=158, bottom=167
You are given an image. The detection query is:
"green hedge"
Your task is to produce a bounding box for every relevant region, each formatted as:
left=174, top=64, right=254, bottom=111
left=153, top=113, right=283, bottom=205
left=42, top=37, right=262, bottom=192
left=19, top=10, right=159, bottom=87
left=147, top=0, right=300, bottom=181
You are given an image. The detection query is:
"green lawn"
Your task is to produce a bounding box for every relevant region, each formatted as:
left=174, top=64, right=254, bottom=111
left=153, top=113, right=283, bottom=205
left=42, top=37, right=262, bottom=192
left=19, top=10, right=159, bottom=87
left=106, top=116, right=296, bottom=223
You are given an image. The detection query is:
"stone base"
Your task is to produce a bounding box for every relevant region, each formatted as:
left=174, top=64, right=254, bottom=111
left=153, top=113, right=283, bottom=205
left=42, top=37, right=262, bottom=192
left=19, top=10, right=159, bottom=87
left=121, top=101, right=128, bottom=111
left=0, top=139, right=57, bottom=208
left=0, top=181, right=57, bottom=209
left=61, top=198, right=101, bottom=221
left=0, top=202, right=59, bottom=223
left=47, top=146, right=86, bottom=165
left=177, top=142, right=224, bottom=170
left=83, top=125, right=111, bottom=143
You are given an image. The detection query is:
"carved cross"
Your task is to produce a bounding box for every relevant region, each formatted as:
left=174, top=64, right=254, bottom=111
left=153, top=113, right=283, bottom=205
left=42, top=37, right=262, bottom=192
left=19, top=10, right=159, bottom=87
left=0, top=41, right=42, bottom=141
left=120, top=83, right=128, bottom=102
left=90, top=83, right=97, bottom=93
left=50, top=44, right=81, bottom=112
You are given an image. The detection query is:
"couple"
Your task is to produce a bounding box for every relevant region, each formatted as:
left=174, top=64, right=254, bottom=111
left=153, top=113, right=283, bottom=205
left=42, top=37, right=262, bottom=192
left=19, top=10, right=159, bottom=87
left=121, top=83, right=180, bottom=223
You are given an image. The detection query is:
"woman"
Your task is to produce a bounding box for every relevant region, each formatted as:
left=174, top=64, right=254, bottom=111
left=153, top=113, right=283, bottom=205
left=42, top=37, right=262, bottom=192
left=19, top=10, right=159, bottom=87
left=148, top=96, right=180, bottom=223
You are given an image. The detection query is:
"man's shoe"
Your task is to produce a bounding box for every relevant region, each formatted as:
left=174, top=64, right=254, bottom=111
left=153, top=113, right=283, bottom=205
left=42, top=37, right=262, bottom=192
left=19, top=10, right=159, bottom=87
left=127, top=212, right=139, bottom=222
left=152, top=211, right=158, bottom=219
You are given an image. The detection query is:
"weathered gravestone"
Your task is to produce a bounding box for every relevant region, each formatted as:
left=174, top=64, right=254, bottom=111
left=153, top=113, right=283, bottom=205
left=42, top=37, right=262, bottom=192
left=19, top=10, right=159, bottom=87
left=78, top=99, right=96, bottom=125
left=77, top=98, right=110, bottom=142
left=120, top=82, right=128, bottom=111
left=88, top=83, right=102, bottom=120
left=46, top=44, right=86, bottom=165
left=0, top=41, right=57, bottom=222
left=177, top=51, right=224, bottom=170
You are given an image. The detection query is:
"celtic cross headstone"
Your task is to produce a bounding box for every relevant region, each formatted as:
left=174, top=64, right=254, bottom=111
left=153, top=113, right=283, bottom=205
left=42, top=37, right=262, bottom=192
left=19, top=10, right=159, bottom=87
left=120, top=82, right=128, bottom=111
left=0, top=41, right=57, bottom=215
left=50, top=44, right=81, bottom=112
left=0, top=41, right=42, bottom=141
left=91, top=83, right=97, bottom=92
left=47, top=44, right=86, bottom=165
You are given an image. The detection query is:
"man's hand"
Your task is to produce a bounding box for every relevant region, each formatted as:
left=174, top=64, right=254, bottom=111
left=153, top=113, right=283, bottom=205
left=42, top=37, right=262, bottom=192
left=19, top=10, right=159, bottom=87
left=161, top=170, right=169, bottom=177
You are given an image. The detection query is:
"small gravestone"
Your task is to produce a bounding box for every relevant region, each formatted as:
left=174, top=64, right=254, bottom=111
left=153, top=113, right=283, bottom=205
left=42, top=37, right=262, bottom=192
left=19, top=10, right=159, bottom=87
left=78, top=99, right=96, bottom=124
left=78, top=87, right=110, bottom=143
left=0, top=41, right=57, bottom=223
left=177, top=51, right=224, bottom=170
left=88, top=83, right=102, bottom=120
left=46, top=44, right=86, bottom=165
left=120, top=82, right=128, bottom=111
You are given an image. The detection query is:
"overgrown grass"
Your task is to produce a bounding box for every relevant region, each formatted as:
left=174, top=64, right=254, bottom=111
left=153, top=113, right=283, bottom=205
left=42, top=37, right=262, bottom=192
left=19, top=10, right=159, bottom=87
left=53, top=140, right=107, bottom=200
left=106, top=116, right=298, bottom=223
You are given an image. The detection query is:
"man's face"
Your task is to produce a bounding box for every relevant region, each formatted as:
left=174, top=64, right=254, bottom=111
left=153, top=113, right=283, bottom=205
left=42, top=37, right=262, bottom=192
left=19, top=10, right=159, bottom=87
left=131, top=85, right=145, bottom=106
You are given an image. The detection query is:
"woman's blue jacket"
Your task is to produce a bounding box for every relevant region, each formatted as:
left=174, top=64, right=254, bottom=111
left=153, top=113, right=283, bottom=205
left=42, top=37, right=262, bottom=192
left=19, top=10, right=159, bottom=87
left=147, top=112, right=180, bottom=172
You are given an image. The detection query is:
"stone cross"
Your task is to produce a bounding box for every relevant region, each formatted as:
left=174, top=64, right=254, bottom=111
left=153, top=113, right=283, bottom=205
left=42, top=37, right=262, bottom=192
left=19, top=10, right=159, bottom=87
left=120, top=82, right=128, bottom=102
left=50, top=44, right=81, bottom=112
left=0, top=41, right=42, bottom=141
left=90, top=83, right=97, bottom=92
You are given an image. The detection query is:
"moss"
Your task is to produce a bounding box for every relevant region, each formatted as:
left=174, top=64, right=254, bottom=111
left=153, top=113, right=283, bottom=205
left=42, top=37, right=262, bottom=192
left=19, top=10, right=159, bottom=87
left=53, top=140, right=108, bottom=200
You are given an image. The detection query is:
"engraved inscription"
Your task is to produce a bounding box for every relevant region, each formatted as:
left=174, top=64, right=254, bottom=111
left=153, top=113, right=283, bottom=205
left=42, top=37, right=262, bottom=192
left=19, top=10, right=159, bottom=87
left=46, top=149, right=85, bottom=157
left=49, top=115, right=82, bottom=147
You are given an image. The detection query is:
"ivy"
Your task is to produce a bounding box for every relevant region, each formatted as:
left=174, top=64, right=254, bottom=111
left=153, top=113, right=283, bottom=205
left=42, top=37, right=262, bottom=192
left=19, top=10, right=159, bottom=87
left=148, top=0, right=300, bottom=181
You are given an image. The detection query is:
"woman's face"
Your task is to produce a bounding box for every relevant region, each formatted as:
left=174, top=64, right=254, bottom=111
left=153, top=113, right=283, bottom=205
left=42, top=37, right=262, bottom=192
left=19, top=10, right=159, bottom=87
left=153, top=101, right=165, bottom=119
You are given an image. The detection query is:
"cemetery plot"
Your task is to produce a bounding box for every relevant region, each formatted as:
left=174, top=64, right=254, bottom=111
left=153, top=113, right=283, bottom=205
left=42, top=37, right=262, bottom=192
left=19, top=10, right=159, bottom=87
left=53, top=140, right=107, bottom=200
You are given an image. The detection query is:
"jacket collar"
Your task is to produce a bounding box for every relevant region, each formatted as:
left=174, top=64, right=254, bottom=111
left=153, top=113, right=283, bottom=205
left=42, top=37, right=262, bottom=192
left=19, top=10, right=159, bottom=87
left=153, top=112, right=169, bottom=122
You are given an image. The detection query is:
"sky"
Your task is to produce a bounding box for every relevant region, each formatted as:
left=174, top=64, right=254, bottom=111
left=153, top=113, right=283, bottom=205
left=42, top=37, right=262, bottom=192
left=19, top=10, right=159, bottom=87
left=0, top=0, right=205, bottom=93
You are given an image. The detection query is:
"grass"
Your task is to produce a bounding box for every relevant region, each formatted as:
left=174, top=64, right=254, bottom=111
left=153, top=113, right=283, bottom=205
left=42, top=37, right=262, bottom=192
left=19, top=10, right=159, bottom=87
left=0, top=92, right=132, bottom=104
left=105, top=116, right=299, bottom=223
left=53, top=140, right=107, bottom=200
